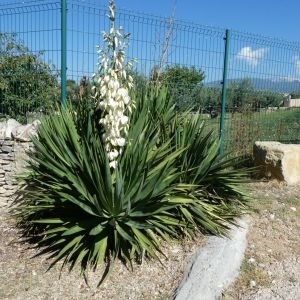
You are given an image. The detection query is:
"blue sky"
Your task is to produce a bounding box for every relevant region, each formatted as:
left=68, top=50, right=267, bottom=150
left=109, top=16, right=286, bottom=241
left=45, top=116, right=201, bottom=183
left=94, top=0, right=300, bottom=85
left=106, top=0, right=300, bottom=43
left=2, top=0, right=300, bottom=89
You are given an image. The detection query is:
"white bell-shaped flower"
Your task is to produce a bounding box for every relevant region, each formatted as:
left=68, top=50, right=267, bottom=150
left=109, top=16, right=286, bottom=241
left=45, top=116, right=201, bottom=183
left=92, top=0, right=135, bottom=169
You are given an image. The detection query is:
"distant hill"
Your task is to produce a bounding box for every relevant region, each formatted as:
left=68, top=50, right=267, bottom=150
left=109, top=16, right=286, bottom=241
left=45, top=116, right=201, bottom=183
left=206, top=78, right=300, bottom=93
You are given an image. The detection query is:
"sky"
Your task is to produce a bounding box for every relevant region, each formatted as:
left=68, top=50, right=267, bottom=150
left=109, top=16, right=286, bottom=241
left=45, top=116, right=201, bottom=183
left=103, top=0, right=300, bottom=43
left=2, top=0, right=300, bottom=88
left=95, top=0, right=300, bottom=85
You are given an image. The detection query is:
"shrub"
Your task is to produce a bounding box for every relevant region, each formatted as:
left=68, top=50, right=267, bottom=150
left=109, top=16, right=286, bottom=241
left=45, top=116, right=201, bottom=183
left=0, top=33, right=59, bottom=123
left=13, top=0, right=251, bottom=285
left=14, top=85, right=250, bottom=284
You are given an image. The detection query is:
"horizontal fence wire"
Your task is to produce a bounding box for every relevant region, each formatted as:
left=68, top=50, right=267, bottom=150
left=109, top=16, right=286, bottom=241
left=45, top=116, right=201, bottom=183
left=0, top=0, right=299, bottom=156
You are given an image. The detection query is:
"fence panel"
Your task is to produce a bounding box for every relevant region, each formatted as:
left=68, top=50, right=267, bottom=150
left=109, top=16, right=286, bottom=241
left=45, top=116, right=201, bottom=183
left=1, top=0, right=299, bottom=156
left=66, top=1, right=225, bottom=110
left=224, top=30, right=300, bottom=154
left=0, top=0, right=61, bottom=123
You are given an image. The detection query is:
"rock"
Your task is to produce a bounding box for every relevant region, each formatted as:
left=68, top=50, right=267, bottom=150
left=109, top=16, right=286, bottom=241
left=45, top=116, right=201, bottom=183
left=0, top=187, right=7, bottom=194
left=0, top=119, right=21, bottom=140
left=1, top=164, right=12, bottom=172
left=1, top=141, right=14, bottom=146
left=0, top=153, right=14, bottom=161
left=0, top=159, right=10, bottom=165
left=2, top=185, right=16, bottom=191
left=12, top=120, right=41, bottom=142
left=0, top=145, right=13, bottom=154
left=2, top=189, right=15, bottom=197
left=0, top=120, right=37, bottom=205
left=253, top=141, right=300, bottom=185
left=249, top=280, right=257, bottom=288
left=175, top=218, right=249, bottom=300
left=248, top=257, right=256, bottom=264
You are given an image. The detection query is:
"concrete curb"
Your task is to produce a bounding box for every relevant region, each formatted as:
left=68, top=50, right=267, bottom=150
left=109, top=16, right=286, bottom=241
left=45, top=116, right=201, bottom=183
left=174, top=218, right=249, bottom=300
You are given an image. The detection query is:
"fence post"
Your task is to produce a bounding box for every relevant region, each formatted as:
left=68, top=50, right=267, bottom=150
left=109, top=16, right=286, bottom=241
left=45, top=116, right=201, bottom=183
left=61, top=0, right=67, bottom=106
left=219, top=29, right=230, bottom=155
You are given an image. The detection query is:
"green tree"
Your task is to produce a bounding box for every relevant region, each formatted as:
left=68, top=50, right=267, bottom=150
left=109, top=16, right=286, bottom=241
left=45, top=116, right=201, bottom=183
left=290, top=90, right=300, bottom=99
left=0, top=33, right=59, bottom=123
left=227, top=79, right=284, bottom=110
left=253, top=90, right=283, bottom=108
left=157, top=65, right=205, bottom=110
left=197, top=86, right=221, bottom=111
left=227, top=79, right=254, bottom=109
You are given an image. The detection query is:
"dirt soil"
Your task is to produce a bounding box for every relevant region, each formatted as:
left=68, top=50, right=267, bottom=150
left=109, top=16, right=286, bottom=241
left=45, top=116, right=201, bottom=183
left=0, top=181, right=299, bottom=300
left=0, top=198, right=206, bottom=300
left=221, top=181, right=300, bottom=300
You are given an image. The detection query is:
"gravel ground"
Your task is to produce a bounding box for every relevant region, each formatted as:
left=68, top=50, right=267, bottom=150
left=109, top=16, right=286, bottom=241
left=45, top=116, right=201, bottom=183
left=0, top=198, right=206, bottom=300
left=221, top=181, right=300, bottom=300
left=0, top=180, right=299, bottom=300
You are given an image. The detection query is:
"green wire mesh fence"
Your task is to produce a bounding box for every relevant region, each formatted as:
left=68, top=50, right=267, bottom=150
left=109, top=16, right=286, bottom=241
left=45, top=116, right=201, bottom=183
left=0, top=0, right=299, bottom=155
left=0, top=0, right=61, bottom=123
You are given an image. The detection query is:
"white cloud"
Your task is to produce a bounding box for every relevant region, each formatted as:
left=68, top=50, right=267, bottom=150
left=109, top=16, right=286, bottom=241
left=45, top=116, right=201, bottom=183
left=294, top=56, right=300, bottom=73
left=276, top=76, right=300, bottom=82
left=236, top=47, right=267, bottom=67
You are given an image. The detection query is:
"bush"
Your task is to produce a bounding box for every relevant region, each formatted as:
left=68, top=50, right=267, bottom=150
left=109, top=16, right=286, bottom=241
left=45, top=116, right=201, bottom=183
left=13, top=0, right=251, bottom=285
left=0, top=33, right=59, bottom=123
left=14, top=85, right=251, bottom=284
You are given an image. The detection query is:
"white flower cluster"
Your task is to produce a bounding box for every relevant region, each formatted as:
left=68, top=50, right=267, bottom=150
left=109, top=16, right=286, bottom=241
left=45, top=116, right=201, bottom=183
left=92, top=0, right=134, bottom=169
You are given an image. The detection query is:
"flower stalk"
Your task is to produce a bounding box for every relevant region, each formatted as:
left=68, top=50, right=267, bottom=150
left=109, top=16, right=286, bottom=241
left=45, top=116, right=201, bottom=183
left=92, top=0, right=134, bottom=169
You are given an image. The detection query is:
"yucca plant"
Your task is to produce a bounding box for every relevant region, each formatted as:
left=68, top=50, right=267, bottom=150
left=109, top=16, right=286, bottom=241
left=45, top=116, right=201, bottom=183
left=14, top=83, right=251, bottom=284
left=14, top=102, right=189, bottom=283
left=13, top=0, right=251, bottom=285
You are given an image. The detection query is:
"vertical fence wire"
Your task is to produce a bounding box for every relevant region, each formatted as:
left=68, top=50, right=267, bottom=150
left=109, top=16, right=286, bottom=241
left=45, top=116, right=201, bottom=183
left=219, top=29, right=230, bottom=155
left=61, top=0, right=67, bottom=105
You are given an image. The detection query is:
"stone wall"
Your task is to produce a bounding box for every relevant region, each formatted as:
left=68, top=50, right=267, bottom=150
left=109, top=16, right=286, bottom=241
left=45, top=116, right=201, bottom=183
left=0, top=119, right=39, bottom=208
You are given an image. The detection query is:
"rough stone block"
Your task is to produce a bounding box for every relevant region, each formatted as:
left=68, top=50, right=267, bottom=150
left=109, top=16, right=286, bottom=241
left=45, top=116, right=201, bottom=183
left=0, top=153, right=14, bottom=161
left=1, top=141, right=14, bottom=146
left=3, top=184, right=17, bottom=191
left=0, top=187, right=7, bottom=194
left=2, top=164, right=12, bottom=172
left=12, top=120, right=40, bottom=142
left=0, top=119, right=21, bottom=140
left=1, top=145, right=13, bottom=153
left=0, top=159, right=10, bottom=165
left=253, top=141, right=300, bottom=185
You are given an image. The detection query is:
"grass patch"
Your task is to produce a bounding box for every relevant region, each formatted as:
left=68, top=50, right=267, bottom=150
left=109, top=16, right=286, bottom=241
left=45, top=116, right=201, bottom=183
left=220, top=260, right=271, bottom=300
left=239, top=260, right=271, bottom=287
left=198, top=108, right=300, bottom=156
